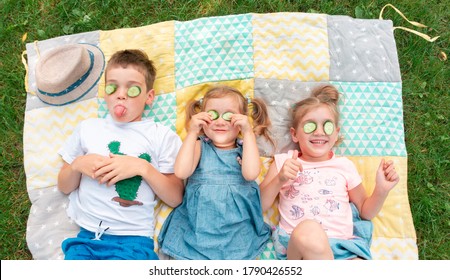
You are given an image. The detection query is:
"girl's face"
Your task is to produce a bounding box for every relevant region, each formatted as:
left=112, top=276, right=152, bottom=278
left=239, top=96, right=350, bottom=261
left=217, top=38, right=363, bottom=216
left=104, top=66, right=154, bottom=123
left=203, top=95, right=241, bottom=149
left=290, top=104, right=340, bottom=162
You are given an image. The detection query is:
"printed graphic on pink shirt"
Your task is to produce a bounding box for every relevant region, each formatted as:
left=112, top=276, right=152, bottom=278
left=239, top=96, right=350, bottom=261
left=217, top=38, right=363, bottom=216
left=276, top=154, right=359, bottom=239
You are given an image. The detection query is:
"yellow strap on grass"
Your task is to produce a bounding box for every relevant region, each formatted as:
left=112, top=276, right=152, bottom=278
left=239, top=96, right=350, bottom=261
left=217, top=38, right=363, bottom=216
left=379, top=4, right=440, bottom=42
left=22, top=41, right=41, bottom=95
left=21, top=50, right=30, bottom=94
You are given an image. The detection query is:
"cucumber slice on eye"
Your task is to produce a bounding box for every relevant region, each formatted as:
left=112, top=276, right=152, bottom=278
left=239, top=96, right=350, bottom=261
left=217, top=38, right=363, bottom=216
left=324, top=121, right=335, bottom=135
left=207, top=110, right=219, bottom=120
left=127, top=86, right=141, bottom=97
left=303, top=122, right=317, bottom=134
left=105, top=84, right=117, bottom=95
left=222, top=112, right=233, bottom=121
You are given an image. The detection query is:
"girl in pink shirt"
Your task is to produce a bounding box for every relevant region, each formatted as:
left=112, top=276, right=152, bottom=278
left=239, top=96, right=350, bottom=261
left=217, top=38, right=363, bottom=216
left=260, top=84, right=399, bottom=260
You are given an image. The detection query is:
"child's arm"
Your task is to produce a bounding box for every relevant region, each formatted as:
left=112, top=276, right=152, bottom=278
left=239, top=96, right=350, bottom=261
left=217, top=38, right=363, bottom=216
left=174, top=112, right=210, bottom=179
left=58, top=153, right=109, bottom=194
left=232, top=113, right=260, bottom=181
left=260, top=163, right=284, bottom=211
left=241, top=130, right=260, bottom=180
left=140, top=165, right=184, bottom=208
left=349, top=159, right=399, bottom=220
left=174, top=131, right=201, bottom=179
left=260, top=151, right=303, bottom=211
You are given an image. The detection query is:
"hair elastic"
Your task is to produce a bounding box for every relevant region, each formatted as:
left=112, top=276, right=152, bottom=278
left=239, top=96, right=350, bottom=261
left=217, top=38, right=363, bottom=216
left=246, top=95, right=251, bottom=104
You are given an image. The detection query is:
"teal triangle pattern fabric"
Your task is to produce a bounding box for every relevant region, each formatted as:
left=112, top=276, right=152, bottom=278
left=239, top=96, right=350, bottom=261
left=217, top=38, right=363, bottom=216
left=143, top=92, right=177, bottom=131
left=332, top=82, right=406, bottom=157
left=97, top=99, right=108, bottom=117
left=257, top=239, right=277, bottom=260
left=175, top=14, right=254, bottom=89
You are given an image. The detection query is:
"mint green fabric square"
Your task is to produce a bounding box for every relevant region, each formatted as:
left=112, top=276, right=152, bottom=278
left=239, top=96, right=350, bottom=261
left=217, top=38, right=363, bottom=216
left=332, top=82, right=406, bottom=157
left=175, top=14, right=254, bottom=89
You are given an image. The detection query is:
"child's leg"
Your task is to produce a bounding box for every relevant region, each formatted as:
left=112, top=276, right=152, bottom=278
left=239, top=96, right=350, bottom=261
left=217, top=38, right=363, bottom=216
left=287, top=220, right=333, bottom=260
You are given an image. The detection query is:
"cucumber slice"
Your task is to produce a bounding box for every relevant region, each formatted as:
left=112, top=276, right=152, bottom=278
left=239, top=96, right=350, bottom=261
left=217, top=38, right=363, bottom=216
left=127, top=86, right=141, bottom=97
left=222, top=112, right=233, bottom=121
left=105, top=84, right=117, bottom=95
left=323, top=121, right=334, bottom=135
left=303, top=122, right=317, bottom=134
left=207, top=110, right=219, bottom=120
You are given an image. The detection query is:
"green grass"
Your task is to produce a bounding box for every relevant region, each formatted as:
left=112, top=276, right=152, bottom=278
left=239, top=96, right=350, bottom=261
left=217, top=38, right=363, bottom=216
left=0, top=0, right=448, bottom=260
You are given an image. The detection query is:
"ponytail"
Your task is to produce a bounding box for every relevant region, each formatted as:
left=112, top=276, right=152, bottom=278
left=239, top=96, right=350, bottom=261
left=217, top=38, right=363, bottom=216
left=249, top=98, right=275, bottom=150
left=185, top=99, right=202, bottom=130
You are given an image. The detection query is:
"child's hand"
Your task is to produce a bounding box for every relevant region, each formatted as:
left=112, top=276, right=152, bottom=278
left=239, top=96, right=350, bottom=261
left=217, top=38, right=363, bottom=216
left=278, top=150, right=303, bottom=183
left=189, top=112, right=211, bottom=135
left=93, top=154, right=145, bottom=186
left=376, top=159, right=399, bottom=193
left=72, top=154, right=109, bottom=178
left=230, top=113, right=252, bottom=134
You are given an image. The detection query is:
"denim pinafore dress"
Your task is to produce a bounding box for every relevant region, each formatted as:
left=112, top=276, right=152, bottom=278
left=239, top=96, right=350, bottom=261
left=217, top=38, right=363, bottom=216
left=158, top=136, right=271, bottom=259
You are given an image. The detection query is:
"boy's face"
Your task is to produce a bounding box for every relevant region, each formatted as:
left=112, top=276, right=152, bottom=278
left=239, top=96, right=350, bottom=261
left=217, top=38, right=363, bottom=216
left=104, top=66, right=154, bottom=123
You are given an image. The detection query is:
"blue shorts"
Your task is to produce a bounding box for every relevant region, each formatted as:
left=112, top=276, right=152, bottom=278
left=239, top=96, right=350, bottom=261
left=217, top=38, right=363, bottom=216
left=62, top=228, right=159, bottom=260
left=272, top=204, right=373, bottom=260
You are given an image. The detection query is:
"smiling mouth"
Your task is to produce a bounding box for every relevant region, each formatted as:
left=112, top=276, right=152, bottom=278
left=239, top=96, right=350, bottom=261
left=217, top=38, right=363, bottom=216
left=310, top=140, right=327, bottom=144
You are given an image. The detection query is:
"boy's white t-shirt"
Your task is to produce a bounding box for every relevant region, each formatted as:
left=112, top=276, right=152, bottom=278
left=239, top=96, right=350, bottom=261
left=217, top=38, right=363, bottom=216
left=58, top=115, right=181, bottom=237
left=274, top=151, right=362, bottom=239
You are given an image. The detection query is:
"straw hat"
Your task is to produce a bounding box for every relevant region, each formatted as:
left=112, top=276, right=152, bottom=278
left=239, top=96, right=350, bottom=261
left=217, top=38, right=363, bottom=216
left=35, top=43, right=105, bottom=106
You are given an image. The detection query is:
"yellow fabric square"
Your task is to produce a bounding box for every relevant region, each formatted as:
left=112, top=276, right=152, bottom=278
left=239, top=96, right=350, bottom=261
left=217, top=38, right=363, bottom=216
left=23, top=98, right=98, bottom=190
left=99, top=22, right=175, bottom=97
left=252, top=12, right=330, bottom=81
left=347, top=156, right=416, bottom=239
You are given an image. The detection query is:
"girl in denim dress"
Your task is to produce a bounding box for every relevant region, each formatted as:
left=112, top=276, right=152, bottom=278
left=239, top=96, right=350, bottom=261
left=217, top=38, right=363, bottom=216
left=158, top=85, right=273, bottom=259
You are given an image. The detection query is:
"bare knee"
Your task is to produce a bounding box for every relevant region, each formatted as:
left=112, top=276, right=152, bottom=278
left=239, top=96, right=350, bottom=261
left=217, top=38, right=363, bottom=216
left=291, top=220, right=330, bottom=253
left=287, top=220, right=333, bottom=260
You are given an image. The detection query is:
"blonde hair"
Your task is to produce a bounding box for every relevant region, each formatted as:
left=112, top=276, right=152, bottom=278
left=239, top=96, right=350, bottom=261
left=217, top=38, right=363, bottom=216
left=291, top=84, right=344, bottom=146
left=186, top=85, right=274, bottom=147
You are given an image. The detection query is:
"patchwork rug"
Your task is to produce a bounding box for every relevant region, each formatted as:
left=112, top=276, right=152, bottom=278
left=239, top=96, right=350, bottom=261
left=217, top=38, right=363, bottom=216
left=23, top=12, right=417, bottom=260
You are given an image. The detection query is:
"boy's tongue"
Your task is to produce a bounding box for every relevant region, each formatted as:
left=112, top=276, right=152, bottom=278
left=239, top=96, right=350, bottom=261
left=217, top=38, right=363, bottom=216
left=114, top=105, right=126, bottom=117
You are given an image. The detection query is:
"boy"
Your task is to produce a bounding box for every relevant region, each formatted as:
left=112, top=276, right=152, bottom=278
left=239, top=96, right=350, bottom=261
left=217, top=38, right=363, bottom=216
left=57, top=48, right=183, bottom=260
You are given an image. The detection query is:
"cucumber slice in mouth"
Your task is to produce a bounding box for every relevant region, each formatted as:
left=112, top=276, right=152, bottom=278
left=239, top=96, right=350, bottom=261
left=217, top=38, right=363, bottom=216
left=105, top=84, right=117, bottom=95
left=323, top=121, right=334, bottom=135
left=127, top=86, right=141, bottom=97
left=207, top=110, right=219, bottom=120
left=222, top=112, right=233, bottom=121
left=303, top=122, right=317, bottom=134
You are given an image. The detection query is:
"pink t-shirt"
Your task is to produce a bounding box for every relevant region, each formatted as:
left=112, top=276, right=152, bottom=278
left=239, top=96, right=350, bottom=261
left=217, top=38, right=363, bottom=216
left=275, top=151, right=362, bottom=239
